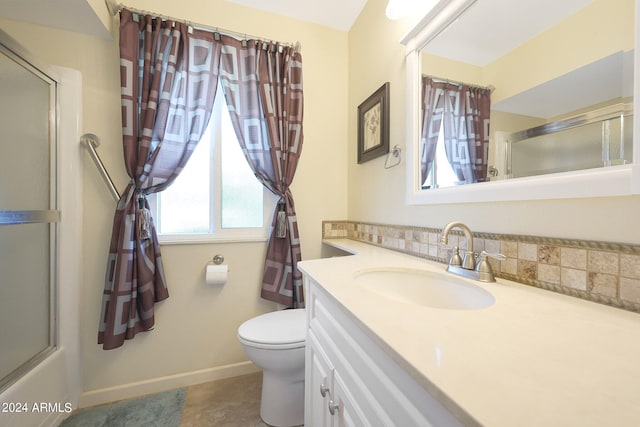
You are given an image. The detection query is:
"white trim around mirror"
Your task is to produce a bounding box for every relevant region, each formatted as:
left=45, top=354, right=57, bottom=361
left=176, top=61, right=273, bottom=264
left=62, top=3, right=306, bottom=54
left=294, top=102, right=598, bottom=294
left=404, top=0, right=640, bottom=205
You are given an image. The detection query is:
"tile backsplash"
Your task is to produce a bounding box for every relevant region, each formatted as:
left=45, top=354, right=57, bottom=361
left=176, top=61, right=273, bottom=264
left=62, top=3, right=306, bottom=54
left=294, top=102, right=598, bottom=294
left=322, top=220, right=640, bottom=313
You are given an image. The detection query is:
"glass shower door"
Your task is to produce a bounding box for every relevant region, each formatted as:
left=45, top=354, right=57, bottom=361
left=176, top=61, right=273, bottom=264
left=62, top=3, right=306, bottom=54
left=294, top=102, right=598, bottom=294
left=0, top=39, right=59, bottom=392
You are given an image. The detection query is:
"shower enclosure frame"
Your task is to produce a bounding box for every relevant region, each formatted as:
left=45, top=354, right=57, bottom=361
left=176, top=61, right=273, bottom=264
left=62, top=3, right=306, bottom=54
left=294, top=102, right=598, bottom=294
left=0, top=28, right=82, bottom=427
left=0, top=37, right=59, bottom=395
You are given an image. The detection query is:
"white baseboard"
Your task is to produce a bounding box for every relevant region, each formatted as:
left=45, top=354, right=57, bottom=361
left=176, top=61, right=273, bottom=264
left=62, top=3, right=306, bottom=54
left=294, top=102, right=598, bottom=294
left=77, top=361, right=260, bottom=409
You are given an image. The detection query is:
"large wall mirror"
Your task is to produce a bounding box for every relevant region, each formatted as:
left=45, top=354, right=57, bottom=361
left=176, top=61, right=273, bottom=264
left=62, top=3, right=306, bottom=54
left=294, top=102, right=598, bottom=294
left=403, top=0, right=640, bottom=204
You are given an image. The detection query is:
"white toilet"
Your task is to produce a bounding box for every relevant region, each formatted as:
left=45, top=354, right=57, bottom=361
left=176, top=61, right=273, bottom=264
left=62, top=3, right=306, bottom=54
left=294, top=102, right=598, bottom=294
left=237, top=308, right=306, bottom=427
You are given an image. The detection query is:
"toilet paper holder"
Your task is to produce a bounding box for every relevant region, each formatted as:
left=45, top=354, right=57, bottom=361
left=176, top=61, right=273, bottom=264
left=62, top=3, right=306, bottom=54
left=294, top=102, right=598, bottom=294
left=212, top=254, right=224, bottom=265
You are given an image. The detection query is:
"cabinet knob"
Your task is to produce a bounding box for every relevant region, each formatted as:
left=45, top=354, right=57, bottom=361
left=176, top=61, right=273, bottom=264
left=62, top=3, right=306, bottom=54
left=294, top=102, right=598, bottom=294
left=328, top=399, right=340, bottom=415
left=320, top=383, right=330, bottom=398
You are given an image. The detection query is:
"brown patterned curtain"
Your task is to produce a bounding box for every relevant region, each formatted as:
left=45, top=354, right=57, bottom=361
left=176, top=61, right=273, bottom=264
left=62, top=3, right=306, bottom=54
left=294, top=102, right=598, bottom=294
left=98, top=10, right=220, bottom=350
left=441, top=84, right=491, bottom=184
left=421, top=76, right=446, bottom=186
left=218, top=36, right=305, bottom=308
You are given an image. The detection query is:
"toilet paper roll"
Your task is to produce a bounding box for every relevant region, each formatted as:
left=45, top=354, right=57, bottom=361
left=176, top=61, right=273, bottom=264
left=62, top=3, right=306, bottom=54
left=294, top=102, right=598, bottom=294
left=205, top=264, right=228, bottom=285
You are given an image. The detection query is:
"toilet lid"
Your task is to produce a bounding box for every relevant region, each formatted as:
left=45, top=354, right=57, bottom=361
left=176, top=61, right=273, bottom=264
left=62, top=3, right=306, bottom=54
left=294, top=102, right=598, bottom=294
left=238, top=309, right=306, bottom=346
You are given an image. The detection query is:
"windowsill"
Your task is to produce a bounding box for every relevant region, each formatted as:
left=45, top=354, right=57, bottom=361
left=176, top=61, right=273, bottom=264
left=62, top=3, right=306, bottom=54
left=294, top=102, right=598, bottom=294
left=158, top=233, right=269, bottom=245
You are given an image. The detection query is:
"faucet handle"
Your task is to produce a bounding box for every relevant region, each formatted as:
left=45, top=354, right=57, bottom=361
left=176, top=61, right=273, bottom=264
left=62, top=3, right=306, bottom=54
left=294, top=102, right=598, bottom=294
left=449, top=246, right=463, bottom=266
left=475, top=251, right=506, bottom=282
left=479, top=251, right=506, bottom=261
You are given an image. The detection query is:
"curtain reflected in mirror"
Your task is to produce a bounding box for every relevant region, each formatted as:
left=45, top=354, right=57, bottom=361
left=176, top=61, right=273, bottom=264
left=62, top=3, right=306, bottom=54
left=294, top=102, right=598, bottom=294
left=420, top=76, right=491, bottom=189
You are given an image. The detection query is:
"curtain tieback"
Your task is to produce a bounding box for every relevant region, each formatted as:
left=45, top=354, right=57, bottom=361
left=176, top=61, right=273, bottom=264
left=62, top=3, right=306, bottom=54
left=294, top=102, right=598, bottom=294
left=137, top=194, right=152, bottom=241
left=275, top=201, right=287, bottom=238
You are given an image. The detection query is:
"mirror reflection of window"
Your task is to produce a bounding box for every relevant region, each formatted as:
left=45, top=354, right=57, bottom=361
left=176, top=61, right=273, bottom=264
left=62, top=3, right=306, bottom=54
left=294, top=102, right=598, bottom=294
left=423, top=125, right=461, bottom=189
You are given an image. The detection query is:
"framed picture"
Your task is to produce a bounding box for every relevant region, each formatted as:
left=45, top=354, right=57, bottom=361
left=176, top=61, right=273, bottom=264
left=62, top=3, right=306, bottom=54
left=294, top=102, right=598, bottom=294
left=357, top=82, right=390, bottom=164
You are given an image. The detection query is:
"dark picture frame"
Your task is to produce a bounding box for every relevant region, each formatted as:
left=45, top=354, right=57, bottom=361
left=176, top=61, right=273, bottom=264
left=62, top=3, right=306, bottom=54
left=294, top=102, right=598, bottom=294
left=357, top=82, right=390, bottom=164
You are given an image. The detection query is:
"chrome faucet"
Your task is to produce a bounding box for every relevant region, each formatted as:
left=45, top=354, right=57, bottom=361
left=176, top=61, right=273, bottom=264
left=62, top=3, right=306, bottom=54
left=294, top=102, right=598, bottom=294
left=440, top=221, right=476, bottom=269
left=440, top=221, right=505, bottom=282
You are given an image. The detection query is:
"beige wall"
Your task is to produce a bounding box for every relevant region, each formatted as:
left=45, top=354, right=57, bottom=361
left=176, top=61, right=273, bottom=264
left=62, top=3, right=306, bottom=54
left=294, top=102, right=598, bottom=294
left=1, top=0, right=348, bottom=395
left=348, top=0, right=640, bottom=244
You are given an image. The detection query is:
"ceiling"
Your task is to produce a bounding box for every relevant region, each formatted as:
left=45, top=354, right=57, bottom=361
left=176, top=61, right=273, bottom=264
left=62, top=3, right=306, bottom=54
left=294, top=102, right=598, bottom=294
left=0, top=0, right=599, bottom=48
left=225, top=0, right=368, bottom=31
left=423, top=0, right=593, bottom=67
left=0, top=0, right=369, bottom=36
left=0, top=0, right=112, bottom=39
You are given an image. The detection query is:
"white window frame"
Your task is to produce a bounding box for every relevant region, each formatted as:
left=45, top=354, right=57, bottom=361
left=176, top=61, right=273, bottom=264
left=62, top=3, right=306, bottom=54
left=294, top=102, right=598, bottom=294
left=150, top=88, right=278, bottom=245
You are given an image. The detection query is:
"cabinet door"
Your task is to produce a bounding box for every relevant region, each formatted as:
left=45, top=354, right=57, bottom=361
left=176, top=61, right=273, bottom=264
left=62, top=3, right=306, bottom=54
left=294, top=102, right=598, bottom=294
left=306, top=331, right=333, bottom=427
left=332, top=370, right=371, bottom=427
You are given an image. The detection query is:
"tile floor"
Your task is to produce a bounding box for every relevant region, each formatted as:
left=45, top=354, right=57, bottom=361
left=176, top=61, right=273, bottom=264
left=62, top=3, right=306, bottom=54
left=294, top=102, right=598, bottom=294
left=180, top=372, right=269, bottom=427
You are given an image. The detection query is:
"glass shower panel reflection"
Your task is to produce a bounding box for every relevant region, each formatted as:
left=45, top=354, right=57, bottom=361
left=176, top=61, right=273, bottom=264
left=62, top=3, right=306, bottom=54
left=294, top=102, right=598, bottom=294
left=511, top=121, right=605, bottom=178
left=507, top=107, right=633, bottom=179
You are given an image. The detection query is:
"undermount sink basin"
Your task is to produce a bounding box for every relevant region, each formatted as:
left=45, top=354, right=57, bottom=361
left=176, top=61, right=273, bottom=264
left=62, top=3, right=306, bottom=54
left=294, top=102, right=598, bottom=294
left=353, top=267, right=495, bottom=310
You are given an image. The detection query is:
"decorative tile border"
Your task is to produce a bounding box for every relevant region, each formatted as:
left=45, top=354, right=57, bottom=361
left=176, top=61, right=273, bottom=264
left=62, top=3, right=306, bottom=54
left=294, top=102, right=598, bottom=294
left=322, top=220, right=640, bottom=313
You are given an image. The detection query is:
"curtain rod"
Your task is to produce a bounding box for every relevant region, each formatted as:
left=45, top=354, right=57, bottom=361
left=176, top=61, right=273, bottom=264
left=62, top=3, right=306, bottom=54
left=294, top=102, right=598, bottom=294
left=104, top=0, right=301, bottom=53
left=426, top=74, right=495, bottom=93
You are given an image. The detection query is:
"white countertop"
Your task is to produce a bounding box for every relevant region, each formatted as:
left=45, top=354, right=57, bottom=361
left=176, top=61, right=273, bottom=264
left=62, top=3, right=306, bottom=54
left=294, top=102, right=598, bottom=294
left=298, top=239, right=640, bottom=427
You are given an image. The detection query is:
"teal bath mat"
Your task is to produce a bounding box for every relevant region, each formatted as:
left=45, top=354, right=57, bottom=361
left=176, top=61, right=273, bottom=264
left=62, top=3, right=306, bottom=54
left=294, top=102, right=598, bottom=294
left=59, top=388, right=186, bottom=427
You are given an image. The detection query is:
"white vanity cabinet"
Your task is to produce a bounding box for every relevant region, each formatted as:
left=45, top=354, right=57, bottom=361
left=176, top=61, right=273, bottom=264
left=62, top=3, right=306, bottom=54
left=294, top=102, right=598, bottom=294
left=307, top=331, right=369, bottom=426
left=304, top=275, right=466, bottom=427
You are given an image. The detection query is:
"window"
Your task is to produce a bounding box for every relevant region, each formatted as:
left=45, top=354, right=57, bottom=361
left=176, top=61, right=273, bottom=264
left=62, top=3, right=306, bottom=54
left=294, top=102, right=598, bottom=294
left=423, top=125, right=459, bottom=189
left=151, top=84, right=276, bottom=243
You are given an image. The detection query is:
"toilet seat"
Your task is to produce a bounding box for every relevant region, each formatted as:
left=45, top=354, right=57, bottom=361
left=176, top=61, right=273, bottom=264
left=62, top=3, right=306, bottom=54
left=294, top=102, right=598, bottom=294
left=238, top=309, right=306, bottom=350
